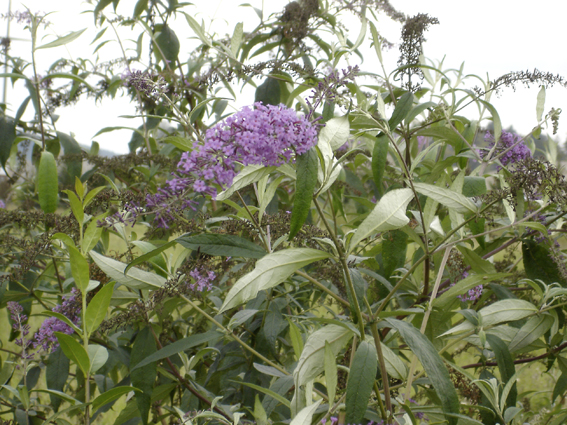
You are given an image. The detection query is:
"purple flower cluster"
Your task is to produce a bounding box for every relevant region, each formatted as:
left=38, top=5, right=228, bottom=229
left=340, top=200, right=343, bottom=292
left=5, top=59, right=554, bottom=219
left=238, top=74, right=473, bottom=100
left=306, top=66, right=359, bottom=119
left=34, top=289, right=81, bottom=352
left=7, top=302, right=34, bottom=362
left=482, top=131, right=531, bottom=167
left=188, top=269, right=216, bottom=292
left=142, top=102, right=318, bottom=228
left=453, top=272, right=483, bottom=302
left=0, top=200, right=5, bottom=209
left=176, top=102, right=317, bottom=196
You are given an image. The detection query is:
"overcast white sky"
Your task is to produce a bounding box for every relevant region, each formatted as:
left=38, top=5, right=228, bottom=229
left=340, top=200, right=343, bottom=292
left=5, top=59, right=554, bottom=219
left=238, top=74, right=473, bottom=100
left=3, top=0, right=567, bottom=153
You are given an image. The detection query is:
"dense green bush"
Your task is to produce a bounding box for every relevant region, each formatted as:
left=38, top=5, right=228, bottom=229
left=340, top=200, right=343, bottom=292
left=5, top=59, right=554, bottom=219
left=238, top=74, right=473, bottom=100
left=1, top=1, right=567, bottom=424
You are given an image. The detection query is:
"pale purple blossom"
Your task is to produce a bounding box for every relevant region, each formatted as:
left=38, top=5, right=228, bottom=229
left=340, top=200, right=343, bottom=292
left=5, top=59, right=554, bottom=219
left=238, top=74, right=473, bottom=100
left=481, top=130, right=531, bottom=168
left=34, top=288, right=81, bottom=352
left=0, top=200, right=5, bottom=209
left=7, top=302, right=34, bottom=362
left=188, top=269, right=216, bottom=292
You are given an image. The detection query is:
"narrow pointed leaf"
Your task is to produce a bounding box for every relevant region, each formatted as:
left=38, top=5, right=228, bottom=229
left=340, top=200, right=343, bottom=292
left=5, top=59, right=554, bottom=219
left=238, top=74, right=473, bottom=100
left=384, top=319, right=459, bottom=425
left=92, top=386, right=141, bottom=412
left=54, top=332, right=90, bottom=376
left=90, top=250, right=166, bottom=290
left=349, top=188, right=414, bottom=252
left=372, top=135, right=388, bottom=197
left=345, top=341, right=377, bottom=424
left=85, top=283, right=114, bottom=337
left=36, top=29, right=86, bottom=50
left=177, top=234, right=266, bottom=259
left=413, top=182, right=477, bottom=214
left=289, top=148, right=318, bottom=239
left=37, top=151, right=59, bottom=213
left=220, top=248, right=332, bottom=312
left=68, top=245, right=90, bottom=292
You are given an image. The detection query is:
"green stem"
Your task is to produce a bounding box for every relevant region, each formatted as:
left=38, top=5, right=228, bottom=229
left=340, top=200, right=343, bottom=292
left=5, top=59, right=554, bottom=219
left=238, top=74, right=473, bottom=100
left=371, top=323, right=392, bottom=423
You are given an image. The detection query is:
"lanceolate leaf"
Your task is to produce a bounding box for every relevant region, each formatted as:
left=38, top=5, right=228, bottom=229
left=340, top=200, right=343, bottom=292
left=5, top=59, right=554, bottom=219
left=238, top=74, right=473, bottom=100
left=413, top=182, right=477, bottom=214
left=130, top=327, right=157, bottom=425
left=131, top=331, right=221, bottom=371
left=177, top=234, right=266, bottom=259
left=349, top=188, right=414, bottom=252
left=372, top=135, right=389, bottom=197
left=0, top=114, right=16, bottom=169
left=434, top=273, right=511, bottom=310
left=46, top=347, right=69, bottom=412
left=388, top=92, right=413, bottom=129
left=220, top=248, right=332, bottom=312
left=324, top=342, right=338, bottom=406
left=54, top=332, right=90, bottom=377
left=508, top=314, right=554, bottom=353
left=92, top=386, right=142, bottom=412
left=290, top=400, right=322, bottom=425
left=289, top=148, right=318, bottom=239
left=294, top=325, right=354, bottom=390
left=345, top=341, right=378, bottom=424
left=485, top=334, right=516, bottom=409
left=68, top=245, right=90, bottom=293
left=318, top=115, right=350, bottom=151
left=84, top=283, right=114, bottom=337
left=522, top=240, right=567, bottom=286
left=36, top=29, right=86, bottom=50
left=384, top=319, right=459, bottom=425
left=90, top=250, right=167, bottom=290
left=154, top=24, right=180, bottom=64
left=37, top=151, right=59, bottom=213
left=478, top=299, right=538, bottom=327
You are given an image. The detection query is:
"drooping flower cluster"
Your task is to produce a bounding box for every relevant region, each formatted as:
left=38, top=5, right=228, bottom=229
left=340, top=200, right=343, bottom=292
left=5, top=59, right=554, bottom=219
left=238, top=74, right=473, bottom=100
left=188, top=269, right=216, bottom=292
left=482, top=130, right=531, bottom=168
left=35, top=288, right=81, bottom=352
left=7, top=302, right=34, bottom=362
left=306, top=66, right=359, bottom=119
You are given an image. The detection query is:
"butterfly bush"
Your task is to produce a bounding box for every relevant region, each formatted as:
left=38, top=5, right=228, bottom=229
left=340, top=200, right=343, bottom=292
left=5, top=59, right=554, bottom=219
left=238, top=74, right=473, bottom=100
left=34, top=288, right=81, bottom=352
left=7, top=302, right=34, bottom=362
left=144, top=102, right=318, bottom=227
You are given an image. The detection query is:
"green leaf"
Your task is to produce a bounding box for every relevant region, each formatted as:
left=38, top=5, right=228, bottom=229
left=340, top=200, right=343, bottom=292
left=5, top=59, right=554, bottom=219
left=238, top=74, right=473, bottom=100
left=345, top=341, right=378, bottom=424
left=508, top=314, right=554, bottom=353
left=90, top=250, right=167, bottom=290
left=0, top=114, right=16, bottom=169
left=372, top=135, right=388, bottom=197
left=458, top=246, right=496, bottom=274
left=64, top=190, right=84, bottom=227
left=85, top=283, right=114, bottom=337
left=553, top=372, right=567, bottom=402
left=324, top=342, right=337, bottom=406
left=413, top=182, right=477, bottom=214
left=254, top=394, right=268, bottom=425
left=485, top=334, right=516, bottom=409
left=216, top=164, right=279, bottom=201
left=125, top=240, right=176, bottom=274
left=380, top=342, right=408, bottom=380
left=163, top=136, right=192, bottom=151
left=388, top=92, right=413, bottom=129
left=382, top=230, right=408, bottom=279
left=58, top=132, right=83, bottom=183
left=45, top=347, right=70, bottom=412
left=154, top=24, right=180, bottom=64
left=82, top=212, right=108, bottom=253
left=289, top=148, right=318, bottom=239
left=54, top=332, right=90, bottom=376
left=239, top=381, right=291, bottom=409
left=220, top=248, right=332, bottom=312
left=463, top=176, right=487, bottom=197
left=319, top=115, right=350, bottom=151
left=230, top=22, right=244, bottom=57
left=88, top=344, right=108, bottom=374
left=131, top=331, right=221, bottom=371
left=183, top=13, right=212, bottom=47
left=349, top=188, right=414, bottom=252
left=177, top=234, right=266, bottom=259
left=36, top=29, right=86, bottom=50
left=263, top=376, right=294, bottom=416
left=294, top=324, right=354, bottom=390
left=536, top=85, right=546, bottom=122
left=414, top=126, right=462, bottom=149
left=368, top=21, right=383, bottom=62
left=68, top=245, right=90, bottom=292
left=130, top=327, right=157, bottom=425
left=37, top=151, right=59, bottom=213
left=92, top=386, right=141, bottom=412
left=290, top=400, right=322, bottom=425
left=384, top=319, right=459, bottom=425
left=523, top=239, right=567, bottom=286
left=255, top=76, right=281, bottom=106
